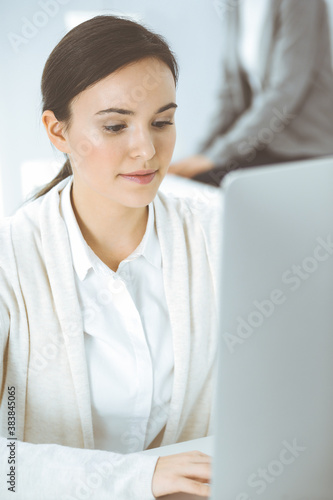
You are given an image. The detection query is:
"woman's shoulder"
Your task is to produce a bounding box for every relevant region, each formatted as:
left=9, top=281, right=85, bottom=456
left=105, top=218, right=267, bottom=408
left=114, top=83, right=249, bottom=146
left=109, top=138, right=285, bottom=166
left=0, top=178, right=68, bottom=234
left=0, top=197, right=43, bottom=275
left=0, top=179, right=67, bottom=267
left=0, top=195, right=44, bottom=247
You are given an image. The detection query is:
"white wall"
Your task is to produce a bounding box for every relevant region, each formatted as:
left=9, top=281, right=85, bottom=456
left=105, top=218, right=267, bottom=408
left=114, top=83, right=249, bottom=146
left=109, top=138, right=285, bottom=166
left=0, top=0, right=333, bottom=216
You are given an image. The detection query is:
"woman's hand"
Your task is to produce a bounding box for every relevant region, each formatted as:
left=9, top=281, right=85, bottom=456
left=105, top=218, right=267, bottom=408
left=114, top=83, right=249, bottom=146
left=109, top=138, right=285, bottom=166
left=151, top=450, right=211, bottom=498
left=168, top=155, right=214, bottom=179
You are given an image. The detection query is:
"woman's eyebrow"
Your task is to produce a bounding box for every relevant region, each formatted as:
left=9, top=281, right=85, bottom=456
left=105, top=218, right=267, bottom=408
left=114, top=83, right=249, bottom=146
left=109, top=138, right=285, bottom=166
left=95, top=102, right=177, bottom=116
left=156, top=102, right=177, bottom=113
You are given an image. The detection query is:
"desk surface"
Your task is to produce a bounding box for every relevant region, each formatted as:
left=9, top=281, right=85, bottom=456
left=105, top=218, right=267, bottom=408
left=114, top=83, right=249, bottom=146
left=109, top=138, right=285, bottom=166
left=143, top=435, right=214, bottom=457
left=143, top=436, right=214, bottom=500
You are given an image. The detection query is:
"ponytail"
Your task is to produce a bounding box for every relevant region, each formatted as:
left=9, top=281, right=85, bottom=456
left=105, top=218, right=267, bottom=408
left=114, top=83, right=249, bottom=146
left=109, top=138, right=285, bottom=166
left=33, top=157, right=72, bottom=200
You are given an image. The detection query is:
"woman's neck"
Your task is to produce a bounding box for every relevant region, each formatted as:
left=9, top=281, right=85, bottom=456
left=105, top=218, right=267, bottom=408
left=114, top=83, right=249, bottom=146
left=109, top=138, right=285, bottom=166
left=70, top=181, right=149, bottom=272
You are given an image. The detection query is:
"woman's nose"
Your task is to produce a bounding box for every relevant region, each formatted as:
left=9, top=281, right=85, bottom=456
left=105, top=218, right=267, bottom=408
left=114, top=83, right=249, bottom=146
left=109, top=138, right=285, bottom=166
left=129, top=127, right=156, bottom=160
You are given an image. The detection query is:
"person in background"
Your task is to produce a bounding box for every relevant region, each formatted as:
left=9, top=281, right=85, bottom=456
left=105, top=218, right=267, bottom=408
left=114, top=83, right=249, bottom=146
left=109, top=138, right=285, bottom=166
left=169, top=0, right=333, bottom=186
left=0, top=16, right=220, bottom=499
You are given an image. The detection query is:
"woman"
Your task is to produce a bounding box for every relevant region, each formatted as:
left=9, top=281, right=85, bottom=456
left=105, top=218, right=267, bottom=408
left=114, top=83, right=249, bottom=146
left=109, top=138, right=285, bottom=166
left=0, top=15, right=220, bottom=499
left=169, top=0, right=333, bottom=185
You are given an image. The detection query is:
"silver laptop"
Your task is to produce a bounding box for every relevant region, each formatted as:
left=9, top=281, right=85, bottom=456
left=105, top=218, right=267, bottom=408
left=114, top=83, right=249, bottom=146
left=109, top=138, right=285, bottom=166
left=145, top=157, right=333, bottom=500
left=213, top=156, right=333, bottom=500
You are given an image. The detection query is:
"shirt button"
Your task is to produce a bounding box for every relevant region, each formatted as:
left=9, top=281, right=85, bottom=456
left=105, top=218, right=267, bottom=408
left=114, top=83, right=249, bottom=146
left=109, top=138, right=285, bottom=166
left=119, top=270, right=128, bottom=280
left=108, top=276, right=126, bottom=294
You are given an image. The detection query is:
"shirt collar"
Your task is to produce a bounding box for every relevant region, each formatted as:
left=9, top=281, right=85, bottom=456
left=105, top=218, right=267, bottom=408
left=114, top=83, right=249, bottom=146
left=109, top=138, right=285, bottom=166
left=60, top=176, right=161, bottom=281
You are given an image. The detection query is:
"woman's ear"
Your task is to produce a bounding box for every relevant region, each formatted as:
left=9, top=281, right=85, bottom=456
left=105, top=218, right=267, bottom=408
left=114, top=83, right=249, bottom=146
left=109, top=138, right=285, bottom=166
left=42, top=110, right=70, bottom=154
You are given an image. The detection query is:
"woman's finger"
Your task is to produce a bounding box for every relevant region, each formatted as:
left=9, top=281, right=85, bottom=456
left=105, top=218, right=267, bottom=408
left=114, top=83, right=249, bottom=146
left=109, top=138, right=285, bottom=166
left=176, top=477, right=211, bottom=497
left=151, top=451, right=212, bottom=498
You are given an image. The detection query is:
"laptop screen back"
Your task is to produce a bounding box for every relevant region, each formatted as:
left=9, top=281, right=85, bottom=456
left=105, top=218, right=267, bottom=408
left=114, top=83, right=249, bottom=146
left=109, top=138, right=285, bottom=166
left=213, top=157, right=333, bottom=500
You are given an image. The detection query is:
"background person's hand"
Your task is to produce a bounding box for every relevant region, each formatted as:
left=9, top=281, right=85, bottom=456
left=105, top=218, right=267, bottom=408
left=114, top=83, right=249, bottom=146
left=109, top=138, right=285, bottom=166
left=168, top=155, right=214, bottom=178
left=151, top=450, right=211, bottom=498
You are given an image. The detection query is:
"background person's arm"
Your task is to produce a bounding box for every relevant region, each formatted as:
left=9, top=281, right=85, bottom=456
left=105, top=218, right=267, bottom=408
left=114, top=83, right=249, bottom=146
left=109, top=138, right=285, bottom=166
left=171, top=0, right=325, bottom=178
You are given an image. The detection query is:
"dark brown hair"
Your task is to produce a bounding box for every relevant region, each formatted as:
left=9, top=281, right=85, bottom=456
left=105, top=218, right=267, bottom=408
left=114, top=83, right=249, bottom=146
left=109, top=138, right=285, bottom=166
left=34, top=15, right=179, bottom=199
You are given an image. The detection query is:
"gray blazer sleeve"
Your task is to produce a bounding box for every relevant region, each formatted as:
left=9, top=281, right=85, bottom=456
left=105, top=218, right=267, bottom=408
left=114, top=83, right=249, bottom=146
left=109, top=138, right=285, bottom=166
left=204, top=0, right=328, bottom=164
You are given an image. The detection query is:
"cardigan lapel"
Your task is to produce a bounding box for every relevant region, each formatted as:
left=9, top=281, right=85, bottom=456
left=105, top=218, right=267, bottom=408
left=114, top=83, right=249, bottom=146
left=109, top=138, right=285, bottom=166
left=153, top=194, right=191, bottom=446
left=39, top=180, right=94, bottom=449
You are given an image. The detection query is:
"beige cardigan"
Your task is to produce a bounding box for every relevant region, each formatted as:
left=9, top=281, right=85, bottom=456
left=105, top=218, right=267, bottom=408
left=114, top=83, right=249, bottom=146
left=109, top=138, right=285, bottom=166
left=0, top=178, right=221, bottom=499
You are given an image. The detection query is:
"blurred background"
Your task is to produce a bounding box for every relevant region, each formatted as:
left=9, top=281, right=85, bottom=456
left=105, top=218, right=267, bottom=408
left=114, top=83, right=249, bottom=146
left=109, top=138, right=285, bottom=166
left=0, top=0, right=333, bottom=218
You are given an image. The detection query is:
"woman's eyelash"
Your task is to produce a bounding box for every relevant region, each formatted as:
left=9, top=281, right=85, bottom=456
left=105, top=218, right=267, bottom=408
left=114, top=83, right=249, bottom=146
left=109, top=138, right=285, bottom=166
left=103, top=124, right=126, bottom=132
left=103, top=121, right=174, bottom=133
left=152, top=120, right=174, bottom=128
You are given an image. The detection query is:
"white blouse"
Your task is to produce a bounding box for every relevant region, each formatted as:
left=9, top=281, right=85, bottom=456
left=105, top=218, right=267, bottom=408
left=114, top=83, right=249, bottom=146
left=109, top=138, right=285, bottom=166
left=238, top=0, right=271, bottom=92
left=60, top=177, right=174, bottom=453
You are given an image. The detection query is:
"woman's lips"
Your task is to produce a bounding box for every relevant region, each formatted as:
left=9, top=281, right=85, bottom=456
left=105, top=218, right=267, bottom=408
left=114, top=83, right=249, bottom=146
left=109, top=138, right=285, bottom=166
left=119, top=170, right=157, bottom=185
